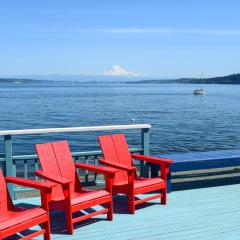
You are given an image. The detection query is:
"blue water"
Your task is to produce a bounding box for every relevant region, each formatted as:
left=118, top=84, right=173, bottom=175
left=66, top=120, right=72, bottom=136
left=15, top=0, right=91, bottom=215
left=0, top=82, right=240, bottom=155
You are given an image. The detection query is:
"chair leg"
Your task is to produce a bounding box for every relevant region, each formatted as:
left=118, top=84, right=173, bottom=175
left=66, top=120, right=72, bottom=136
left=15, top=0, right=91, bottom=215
left=43, top=220, right=51, bottom=240
left=161, top=188, right=167, bottom=205
left=66, top=208, right=74, bottom=235
left=128, top=193, right=135, bottom=214
left=107, top=200, right=113, bottom=221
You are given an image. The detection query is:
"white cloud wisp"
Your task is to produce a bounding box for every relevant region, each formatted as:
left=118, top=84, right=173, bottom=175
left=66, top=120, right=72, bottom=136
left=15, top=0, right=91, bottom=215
left=36, top=27, right=240, bottom=36
left=98, top=28, right=240, bottom=36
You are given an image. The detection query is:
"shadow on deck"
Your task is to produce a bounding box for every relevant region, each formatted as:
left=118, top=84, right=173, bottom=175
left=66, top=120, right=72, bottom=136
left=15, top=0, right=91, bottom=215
left=11, top=184, right=240, bottom=240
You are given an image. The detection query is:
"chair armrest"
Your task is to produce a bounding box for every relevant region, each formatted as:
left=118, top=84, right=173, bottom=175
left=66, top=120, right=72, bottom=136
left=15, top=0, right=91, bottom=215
left=99, top=158, right=136, bottom=172
left=131, top=154, right=174, bottom=166
left=35, top=170, right=72, bottom=185
left=131, top=154, right=173, bottom=180
left=5, top=176, right=56, bottom=191
left=75, top=163, right=117, bottom=177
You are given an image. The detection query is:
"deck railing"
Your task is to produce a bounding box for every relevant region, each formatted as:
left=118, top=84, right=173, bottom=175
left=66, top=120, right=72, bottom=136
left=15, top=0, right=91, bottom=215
left=0, top=124, right=151, bottom=199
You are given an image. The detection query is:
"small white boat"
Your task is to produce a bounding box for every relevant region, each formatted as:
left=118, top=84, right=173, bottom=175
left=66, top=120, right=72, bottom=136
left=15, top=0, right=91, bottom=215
left=194, top=73, right=207, bottom=95
left=193, top=88, right=206, bottom=95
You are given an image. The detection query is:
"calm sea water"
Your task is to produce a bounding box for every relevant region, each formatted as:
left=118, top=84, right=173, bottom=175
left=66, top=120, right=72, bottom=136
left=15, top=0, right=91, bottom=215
left=0, top=82, right=240, bottom=155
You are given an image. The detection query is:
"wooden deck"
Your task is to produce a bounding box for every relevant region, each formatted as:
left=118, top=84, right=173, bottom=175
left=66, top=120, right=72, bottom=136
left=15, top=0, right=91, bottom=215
left=12, top=184, right=240, bottom=240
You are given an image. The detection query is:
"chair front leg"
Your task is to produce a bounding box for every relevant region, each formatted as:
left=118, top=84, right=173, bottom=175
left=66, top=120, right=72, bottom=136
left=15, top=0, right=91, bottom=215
left=43, top=220, right=51, bottom=240
left=106, top=200, right=113, bottom=220
left=127, top=171, right=135, bottom=214
left=66, top=207, right=73, bottom=234
left=62, top=184, right=73, bottom=235
left=105, top=175, right=114, bottom=220
left=160, top=164, right=169, bottom=205
left=40, top=189, right=52, bottom=240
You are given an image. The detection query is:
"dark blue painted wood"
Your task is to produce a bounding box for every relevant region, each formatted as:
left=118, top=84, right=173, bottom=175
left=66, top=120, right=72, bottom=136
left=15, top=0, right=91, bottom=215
left=155, top=150, right=240, bottom=192
left=158, top=150, right=240, bottom=171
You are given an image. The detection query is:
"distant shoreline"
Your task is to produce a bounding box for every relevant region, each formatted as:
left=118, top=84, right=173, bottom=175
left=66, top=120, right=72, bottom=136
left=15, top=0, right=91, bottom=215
left=127, top=73, right=240, bottom=85
left=1, top=73, right=240, bottom=85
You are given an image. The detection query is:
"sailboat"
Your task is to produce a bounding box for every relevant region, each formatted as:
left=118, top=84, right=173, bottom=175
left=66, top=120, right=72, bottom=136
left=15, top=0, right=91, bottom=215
left=193, top=73, right=207, bottom=95
left=193, top=88, right=206, bottom=95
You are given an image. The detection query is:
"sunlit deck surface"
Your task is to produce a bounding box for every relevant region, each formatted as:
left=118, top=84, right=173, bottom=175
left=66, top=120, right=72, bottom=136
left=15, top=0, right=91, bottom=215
left=13, top=184, right=240, bottom=240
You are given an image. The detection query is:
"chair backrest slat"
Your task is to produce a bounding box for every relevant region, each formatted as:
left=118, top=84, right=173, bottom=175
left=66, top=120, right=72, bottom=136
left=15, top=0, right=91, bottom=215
left=36, top=142, right=62, bottom=177
left=99, top=134, right=135, bottom=185
left=36, top=141, right=81, bottom=200
left=52, top=141, right=81, bottom=193
left=112, top=134, right=133, bottom=166
left=0, top=169, right=12, bottom=216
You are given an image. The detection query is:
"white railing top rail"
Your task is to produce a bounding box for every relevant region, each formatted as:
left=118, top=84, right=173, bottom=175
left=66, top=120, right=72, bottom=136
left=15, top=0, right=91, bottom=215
left=0, top=124, right=151, bottom=136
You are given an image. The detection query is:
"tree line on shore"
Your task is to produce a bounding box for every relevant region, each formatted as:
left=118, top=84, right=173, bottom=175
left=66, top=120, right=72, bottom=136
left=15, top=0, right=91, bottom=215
left=133, top=73, right=240, bottom=84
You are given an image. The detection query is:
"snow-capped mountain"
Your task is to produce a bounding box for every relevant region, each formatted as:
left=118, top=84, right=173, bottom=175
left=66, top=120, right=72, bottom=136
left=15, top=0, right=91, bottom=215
left=102, top=65, right=141, bottom=78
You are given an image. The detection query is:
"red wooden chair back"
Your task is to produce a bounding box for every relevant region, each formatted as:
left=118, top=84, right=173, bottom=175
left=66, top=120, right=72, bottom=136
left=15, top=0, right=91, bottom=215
left=0, top=170, right=9, bottom=216
left=36, top=141, right=81, bottom=199
left=98, top=134, right=135, bottom=184
left=0, top=169, right=13, bottom=216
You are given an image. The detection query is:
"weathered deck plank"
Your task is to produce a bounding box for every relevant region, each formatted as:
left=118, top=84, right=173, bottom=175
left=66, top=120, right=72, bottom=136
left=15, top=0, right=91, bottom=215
left=13, top=184, right=240, bottom=240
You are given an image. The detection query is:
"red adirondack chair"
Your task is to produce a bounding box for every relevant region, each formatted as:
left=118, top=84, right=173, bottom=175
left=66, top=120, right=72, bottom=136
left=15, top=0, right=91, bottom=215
left=35, top=140, right=117, bottom=235
left=0, top=169, right=54, bottom=240
left=98, top=134, right=174, bottom=214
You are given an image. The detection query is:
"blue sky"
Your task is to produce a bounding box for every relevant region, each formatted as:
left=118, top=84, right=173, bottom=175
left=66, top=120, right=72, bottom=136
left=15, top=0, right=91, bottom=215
left=1, top=0, right=240, bottom=78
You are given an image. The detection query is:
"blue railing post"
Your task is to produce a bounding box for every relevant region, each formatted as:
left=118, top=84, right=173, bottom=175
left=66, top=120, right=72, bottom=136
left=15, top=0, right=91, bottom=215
left=141, top=128, right=150, bottom=177
left=4, top=135, right=14, bottom=199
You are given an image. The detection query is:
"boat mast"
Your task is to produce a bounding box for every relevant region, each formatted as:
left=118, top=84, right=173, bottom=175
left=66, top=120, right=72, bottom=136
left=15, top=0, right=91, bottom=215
left=201, top=72, right=204, bottom=89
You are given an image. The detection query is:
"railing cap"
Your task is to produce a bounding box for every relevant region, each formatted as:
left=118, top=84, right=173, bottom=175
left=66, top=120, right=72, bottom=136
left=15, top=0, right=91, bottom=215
left=0, top=124, right=151, bottom=136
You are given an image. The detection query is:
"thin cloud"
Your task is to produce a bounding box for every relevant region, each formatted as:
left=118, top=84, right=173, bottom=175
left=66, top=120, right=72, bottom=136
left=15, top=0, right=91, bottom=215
left=98, top=28, right=240, bottom=36
left=35, top=27, right=240, bottom=36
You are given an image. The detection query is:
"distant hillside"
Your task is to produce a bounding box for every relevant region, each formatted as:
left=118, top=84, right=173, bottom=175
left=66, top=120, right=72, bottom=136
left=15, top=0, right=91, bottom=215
left=0, top=74, right=144, bottom=83
left=2, top=73, right=240, bottom=85
left=0, top=78, right=43, bottom=83
left=178, top=73, right=240, bottom=84
left=133, top=73, right=240, bottom=84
